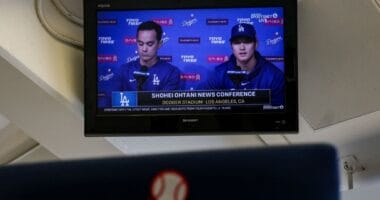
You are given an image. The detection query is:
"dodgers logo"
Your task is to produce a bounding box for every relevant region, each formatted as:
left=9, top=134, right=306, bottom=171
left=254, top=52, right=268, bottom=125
left=153, top=74, right=160, bottom=86
left=162, top=32, right=170, bottom=44
left=120, top=93, right=130, bottom=107
left=266, top=32, right=283, bottom=46
left=112, top=92, right=137, bottom=107
left=238, top=24, right=245, bottom=32
left=182, top=14, right=198, bottom=27
left=99, top=68, right=114, bottom=81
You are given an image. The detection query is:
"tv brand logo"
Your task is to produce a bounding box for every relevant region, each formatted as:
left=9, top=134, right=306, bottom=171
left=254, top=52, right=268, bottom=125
left=98, top=19, right=117, bottom=25
left=126, top=51, right=139, bottom=63
left=153, top=18, right=174, bottom=26
left=98, top=36, right=115, bottom=45
left=98, top=55, right=118, bottom=63
left=124, top=36, right=136, bottom=44
left=206, top=19, right=228, bottom=25
left=126, top=18, right=142, bottom=26
left=112, top=92, right=137, bottom=107
left=266, top=32, right=283, bottom=46
left=181, top=73, right=201, bottom=81
left=207, top=55, right=229, bottom=63
left=178, top=37, right=200, bottom=44
left=182, top=14, right=198, bottom=27
left=181, top=55, right=197, bottom=63
left=209, top=36, right=226, bottom=45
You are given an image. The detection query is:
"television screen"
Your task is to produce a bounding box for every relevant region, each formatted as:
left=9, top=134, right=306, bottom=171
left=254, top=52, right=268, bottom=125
left=85, top=0, right=298, bottom=135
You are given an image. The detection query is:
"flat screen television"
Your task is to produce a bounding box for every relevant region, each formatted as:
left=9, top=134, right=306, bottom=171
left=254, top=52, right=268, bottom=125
left=84, top=0, right=298, bottom=135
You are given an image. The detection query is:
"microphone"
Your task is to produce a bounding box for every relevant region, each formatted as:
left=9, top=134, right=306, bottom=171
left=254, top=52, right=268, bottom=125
left=133, top=65, right=149, bottom=91
left=226, top=65, right=248, bottom=89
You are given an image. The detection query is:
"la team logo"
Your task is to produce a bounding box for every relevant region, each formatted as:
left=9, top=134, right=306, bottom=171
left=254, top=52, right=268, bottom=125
left=150, top=170, right=189, bottom=200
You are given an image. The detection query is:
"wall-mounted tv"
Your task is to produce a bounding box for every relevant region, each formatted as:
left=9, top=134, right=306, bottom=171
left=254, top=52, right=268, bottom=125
left=85, top=0, right=298, bottom=135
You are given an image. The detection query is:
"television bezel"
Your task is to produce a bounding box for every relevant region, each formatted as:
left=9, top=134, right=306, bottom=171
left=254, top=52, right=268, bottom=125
left=84, top=0, right=298, bottom=136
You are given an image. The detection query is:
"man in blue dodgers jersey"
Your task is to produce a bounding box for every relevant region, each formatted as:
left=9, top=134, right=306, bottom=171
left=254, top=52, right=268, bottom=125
left=201, top=23, right=285, bottom=106
left=113, top=21, right=181, bottom=92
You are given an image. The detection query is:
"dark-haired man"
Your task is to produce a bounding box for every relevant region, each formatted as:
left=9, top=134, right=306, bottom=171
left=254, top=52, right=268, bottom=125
left=114, top=21, right=181, bottom=91
left=201, top=23, right=285, bottom=106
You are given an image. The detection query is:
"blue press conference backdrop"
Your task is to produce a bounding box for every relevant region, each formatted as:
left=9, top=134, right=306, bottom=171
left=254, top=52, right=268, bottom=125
left=97, top=7, right=284, bottom=107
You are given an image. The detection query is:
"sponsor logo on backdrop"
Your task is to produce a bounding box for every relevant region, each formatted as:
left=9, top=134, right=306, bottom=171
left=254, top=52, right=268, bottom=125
left=266, top=32, right=283, bottom=46
left=98, top=55, right=118, bottom=63
left=181, top=73, right=201, bottom=81
left=236, top=18, right=254, bottom=25
left=182, top=14, right=198, bottom=27
left=264, top=18, right=283, bottom=25
left=251, top=12, right=283, bottom=25
left=209, top=36, right=226, bottom=45
left=99, top=68, right=114, bottom=81
left=98, top=36, right=115, bottom=45
left=181, top=55, right=197, bottom=63
left=126, top=18, right=142, bottom=26
left=207, top=55, right=229, bottom=63
left=153, top=18, right=174, bottom=26
left=124, top=37, right=136, bottom=44
left=178, top=37, right=200, bottom=44
left=264, top=56, right=284, bottom=62
left=98, top=19, right=117, bottom=25
left=125, top=33, right=168, bottom=45
left=127, top=51, right=139, bottom=63
left=206, top=19, right=228, bottom=25
left=159, top=56, right=172, bottom=62
left=162, top=32, right=170, bottom=44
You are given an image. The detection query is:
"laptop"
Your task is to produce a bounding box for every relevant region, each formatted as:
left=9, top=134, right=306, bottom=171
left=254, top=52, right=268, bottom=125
left=0, top=144, right=339, bottom=200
